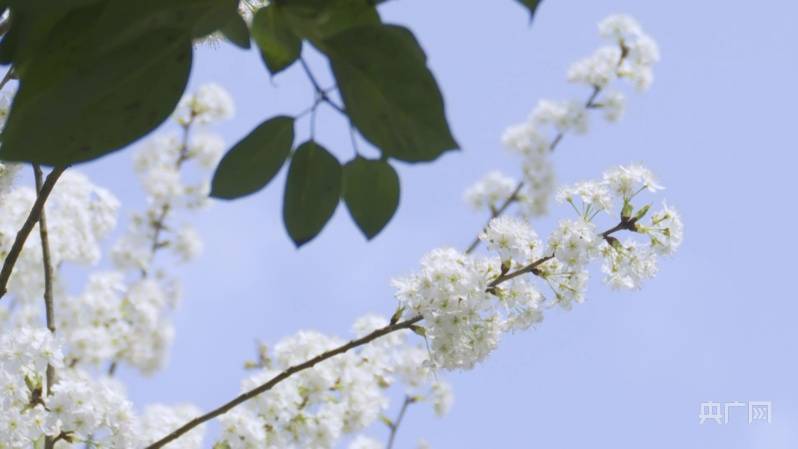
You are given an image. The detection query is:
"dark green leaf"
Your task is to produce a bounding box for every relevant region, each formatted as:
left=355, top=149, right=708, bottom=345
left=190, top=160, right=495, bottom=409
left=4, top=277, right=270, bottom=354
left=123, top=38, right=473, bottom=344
left=342, top=157, right=400, bottom=239
left=0, top=23, right=192, bottom=164
left=324, top=24, right=458, bottom=162
left=219, top=8, right=252, bottom=49
left=283, top=141, right=342, bottom=246
left=251, top=5, right=302, bottom=74
left=515, top=0, right=542, bottom=21
left=0, top=0, right=239, bottom=165
left=277, top=0, right=380, bottom=48
left=211, top=116, right=295, bottom=199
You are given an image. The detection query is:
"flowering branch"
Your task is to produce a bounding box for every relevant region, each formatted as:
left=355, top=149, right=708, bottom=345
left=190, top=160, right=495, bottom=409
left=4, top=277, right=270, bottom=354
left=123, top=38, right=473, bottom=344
left=145, top=213, right=637, bottom=449
left=144, top=315, right=423, bottom=449
left=0, top=165, right=66, bottom=300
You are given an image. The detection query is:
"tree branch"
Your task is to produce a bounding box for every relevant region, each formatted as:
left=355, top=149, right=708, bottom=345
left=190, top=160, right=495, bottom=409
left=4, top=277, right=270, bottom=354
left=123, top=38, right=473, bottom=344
left=0, top=165, right=66, bottom=300
left=386, top=395, right=415, bottom=449
left=144, top=315, right=423, bottom=449
left=34, top=165, right=58, bottom=449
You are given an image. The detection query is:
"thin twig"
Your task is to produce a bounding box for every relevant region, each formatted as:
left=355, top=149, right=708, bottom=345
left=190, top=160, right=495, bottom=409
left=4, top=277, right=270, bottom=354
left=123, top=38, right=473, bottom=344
left=0, top=166, right=66, bottom=300
left=386, top=395, right=415, bottom=449
left=300, top=57, right=346, bottom=115
left=35, top=165, right=57, bottom=449
left=142, top=121, right=192, bottom=278
left=144, top=315, right=423, bottom=449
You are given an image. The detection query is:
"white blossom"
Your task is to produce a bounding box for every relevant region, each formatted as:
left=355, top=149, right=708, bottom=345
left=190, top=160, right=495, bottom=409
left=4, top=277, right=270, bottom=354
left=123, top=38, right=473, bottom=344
left=598, top=14, right=643, bottom=41
left=530, top=99, right=589, bottom=134
left=463, top=171, right=518, bottom=212
left=349, top=435, right=384, bottom=449
left=188, top=133, right=226, bottom=169
left=556, top=180, right=613, bottom=215
left=601, top=240, right=658, bottom=290
left=567, top=46, right=622, bottom=88
left=173, top=226, right=203, bottom=262
left=479, top=216, right=540, bottom=264
left=175, top=83, right=235, bottom=125
left=601, top=90, right=626, bottom=122
left=603, top=164, right=663, bottom=199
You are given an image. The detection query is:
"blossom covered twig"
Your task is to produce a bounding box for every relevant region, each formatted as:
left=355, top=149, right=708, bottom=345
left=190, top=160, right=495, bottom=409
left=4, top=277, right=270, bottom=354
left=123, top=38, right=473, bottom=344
left=143, top=316, right=423, bottom=449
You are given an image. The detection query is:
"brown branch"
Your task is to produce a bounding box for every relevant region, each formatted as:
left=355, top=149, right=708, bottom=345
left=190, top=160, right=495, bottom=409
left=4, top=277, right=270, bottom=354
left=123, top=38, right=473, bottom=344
left=144, top=315, right=423, bottom=449
left=0, top=165, right=66, bottom=300
left=488, top=254, right=555, bottom=288
left=386, top=395, right=416, bottom=449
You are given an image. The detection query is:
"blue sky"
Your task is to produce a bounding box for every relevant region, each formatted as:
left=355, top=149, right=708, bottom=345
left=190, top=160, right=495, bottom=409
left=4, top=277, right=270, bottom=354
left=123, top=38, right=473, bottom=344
left=77, top=0, right=798, bottom=447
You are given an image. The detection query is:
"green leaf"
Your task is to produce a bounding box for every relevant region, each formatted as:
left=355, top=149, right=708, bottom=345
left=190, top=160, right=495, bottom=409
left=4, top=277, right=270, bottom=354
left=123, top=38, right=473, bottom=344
left=514, top=0, right=543, bottom=21
left=324, top=24, right=458, bottom=162
left=283, top=141, right=342, bottom=246
left=219, top=9, right=251, bottom=49
left=278, top=0, right=380, bottom=48
left=342, top=157, right=400, bottom=239
left=251, top=5, right=302, bottom=74
left=0, top=0, right=237, bottom=165
left=211, top=116, right=295, bottom=199
left=0, top=23, right=192, bottom=164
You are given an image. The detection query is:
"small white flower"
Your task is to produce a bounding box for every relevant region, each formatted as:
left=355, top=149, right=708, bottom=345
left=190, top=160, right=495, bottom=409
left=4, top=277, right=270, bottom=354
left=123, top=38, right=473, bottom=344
left=176, top=83, right=235, bottom=125
left=603, top=164, right=663, bottom=199
left=598, top=14, right=643, bottom=41
left=480, top=216, right=540, bottom=264
left=173, top=226, right=203, bottom=262
left=349, top=435, right=384, bottom=449
left=463, top=171, right=518, bottom=212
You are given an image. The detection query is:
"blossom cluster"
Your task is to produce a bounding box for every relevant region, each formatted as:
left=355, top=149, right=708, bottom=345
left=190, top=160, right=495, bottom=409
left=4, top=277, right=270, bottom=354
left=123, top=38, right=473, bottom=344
left=395, top=164, right=682, bottom=370
left=0, top=327, right=207, bottom=449
left=465, top=14, right=660, bottom=218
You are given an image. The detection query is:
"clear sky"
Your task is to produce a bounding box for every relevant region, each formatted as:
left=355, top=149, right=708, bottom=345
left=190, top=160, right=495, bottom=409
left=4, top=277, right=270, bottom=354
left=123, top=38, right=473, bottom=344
left=76, top=0, right=798, bottom=447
